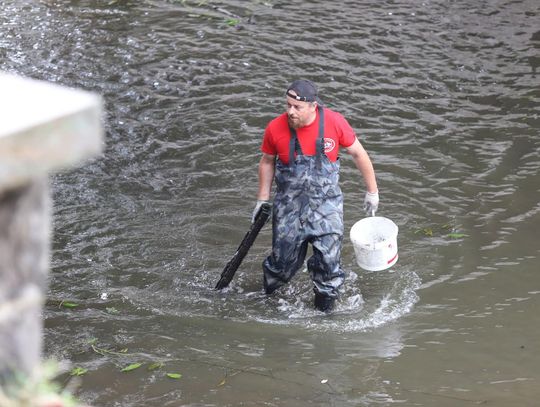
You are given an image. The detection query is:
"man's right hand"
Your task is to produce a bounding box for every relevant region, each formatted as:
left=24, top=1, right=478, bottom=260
left=252, top=200, right=272, bottom=223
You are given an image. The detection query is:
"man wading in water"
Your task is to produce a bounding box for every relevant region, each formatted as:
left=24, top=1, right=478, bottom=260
left=253, top=79, right=379, bottom=312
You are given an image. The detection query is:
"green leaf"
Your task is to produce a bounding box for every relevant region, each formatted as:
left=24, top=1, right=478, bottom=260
left=225, top=18, right=240, bottom=26
left=414, top=228, right=433, bottom=236
left=148, top=362, right=163, bottom=371
left=447, top=233, right=468, bottom=239
left=61, top=301, right=79, bottom=308
left=70, top=367, right=88, bottom=376
left=106, top=307, right=120, bottom=314
left=166, top=373, right=182, bottom=379
left=121, top=363, right=142, bottom=372
left=92, top=344, right=130, bottom=356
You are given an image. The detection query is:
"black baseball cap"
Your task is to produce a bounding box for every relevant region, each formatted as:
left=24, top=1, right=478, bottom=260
left=286, top=79, right=322, bottom=104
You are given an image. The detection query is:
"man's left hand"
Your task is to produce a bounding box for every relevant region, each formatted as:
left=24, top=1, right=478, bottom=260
left=363, top=191, right=379, bottom=216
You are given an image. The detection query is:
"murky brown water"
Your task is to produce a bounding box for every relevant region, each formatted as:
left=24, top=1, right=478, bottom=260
left=2, top=0, right=539, bottom=405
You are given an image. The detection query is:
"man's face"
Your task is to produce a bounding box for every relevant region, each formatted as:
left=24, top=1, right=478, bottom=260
left=286, top=92, right=317, bottom=129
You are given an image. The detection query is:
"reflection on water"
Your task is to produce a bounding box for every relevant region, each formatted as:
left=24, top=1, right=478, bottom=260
left=2, top=0, right=540, bottom=405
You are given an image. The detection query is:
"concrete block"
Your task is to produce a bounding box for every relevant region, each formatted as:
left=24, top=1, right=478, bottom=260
left=0, top=73, right=103, bottom=192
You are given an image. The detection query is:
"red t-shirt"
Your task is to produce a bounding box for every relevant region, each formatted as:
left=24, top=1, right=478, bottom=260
left=261, top=107, right=357, bottom=164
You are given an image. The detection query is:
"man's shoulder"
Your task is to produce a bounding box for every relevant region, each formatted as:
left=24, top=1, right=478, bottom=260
left=322, top=107, right=348, bottom=123
left=321, top=107, right=356, bottom=146
left=266, top=113, right=288, bottom=132
left=268, top=112, right=288, bottom=126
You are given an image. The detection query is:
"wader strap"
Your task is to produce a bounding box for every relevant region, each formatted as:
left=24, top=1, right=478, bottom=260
left=315, top=106, right=325, bottom=170
left=288, top=106, right=325, bottom=166
left=288, top=127, right=303, bottom=165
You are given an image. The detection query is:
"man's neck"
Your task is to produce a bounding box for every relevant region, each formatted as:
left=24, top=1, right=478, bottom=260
left=304, top=108, right=318, bottom=127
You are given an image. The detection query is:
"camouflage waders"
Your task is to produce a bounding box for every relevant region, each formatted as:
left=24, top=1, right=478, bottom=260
left=263, top=107, right=345, bottom=307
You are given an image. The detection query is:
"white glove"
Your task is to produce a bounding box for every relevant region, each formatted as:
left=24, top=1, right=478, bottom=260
left=363, top=191, right=379, bottom=216
left=252, top=200, right=271, bottom=223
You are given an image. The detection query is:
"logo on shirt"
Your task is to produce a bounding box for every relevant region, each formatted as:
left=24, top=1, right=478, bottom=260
left=324, top=138, right=336, bottom=153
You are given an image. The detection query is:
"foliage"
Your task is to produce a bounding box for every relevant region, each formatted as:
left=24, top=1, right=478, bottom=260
left=59, top=301, right=79, bottom=309
left=69, top=368, right=88, bottom=377
left=147, top=363, right=163, bottom=371
left=0, top=361, right=83, bottom=407
left=121, top=363, right=142, bottom=373
left=414, top=221, right=468, bottom=239
left=87, top=339, right=182, bottom=379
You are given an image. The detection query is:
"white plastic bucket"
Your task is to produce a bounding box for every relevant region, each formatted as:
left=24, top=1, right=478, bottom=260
left=350, top=216, right=399, bottom=271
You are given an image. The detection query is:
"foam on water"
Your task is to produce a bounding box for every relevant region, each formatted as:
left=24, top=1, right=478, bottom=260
left=242, top=269, right=421, bottom=333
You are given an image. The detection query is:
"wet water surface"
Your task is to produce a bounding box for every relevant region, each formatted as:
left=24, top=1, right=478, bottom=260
left=1, top=0, right=539, bottom=405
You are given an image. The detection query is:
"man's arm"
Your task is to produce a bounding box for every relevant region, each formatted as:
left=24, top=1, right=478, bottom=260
left=257, top=153, right=276, bottom=200
left=345, top=138, right=378, bottom=193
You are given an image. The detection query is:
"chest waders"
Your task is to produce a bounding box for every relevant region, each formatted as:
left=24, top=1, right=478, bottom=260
left=262, top=107, right=345, bottom=312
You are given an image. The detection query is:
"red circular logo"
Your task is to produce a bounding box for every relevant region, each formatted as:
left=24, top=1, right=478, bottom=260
left=324, top=138, right=336, bottom=153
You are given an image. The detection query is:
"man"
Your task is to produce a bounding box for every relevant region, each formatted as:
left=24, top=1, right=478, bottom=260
left=253, top=79, right=379, bottom=312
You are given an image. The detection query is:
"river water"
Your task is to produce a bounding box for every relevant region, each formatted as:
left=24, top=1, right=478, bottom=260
left=2, top=0, right=540, bottom=406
